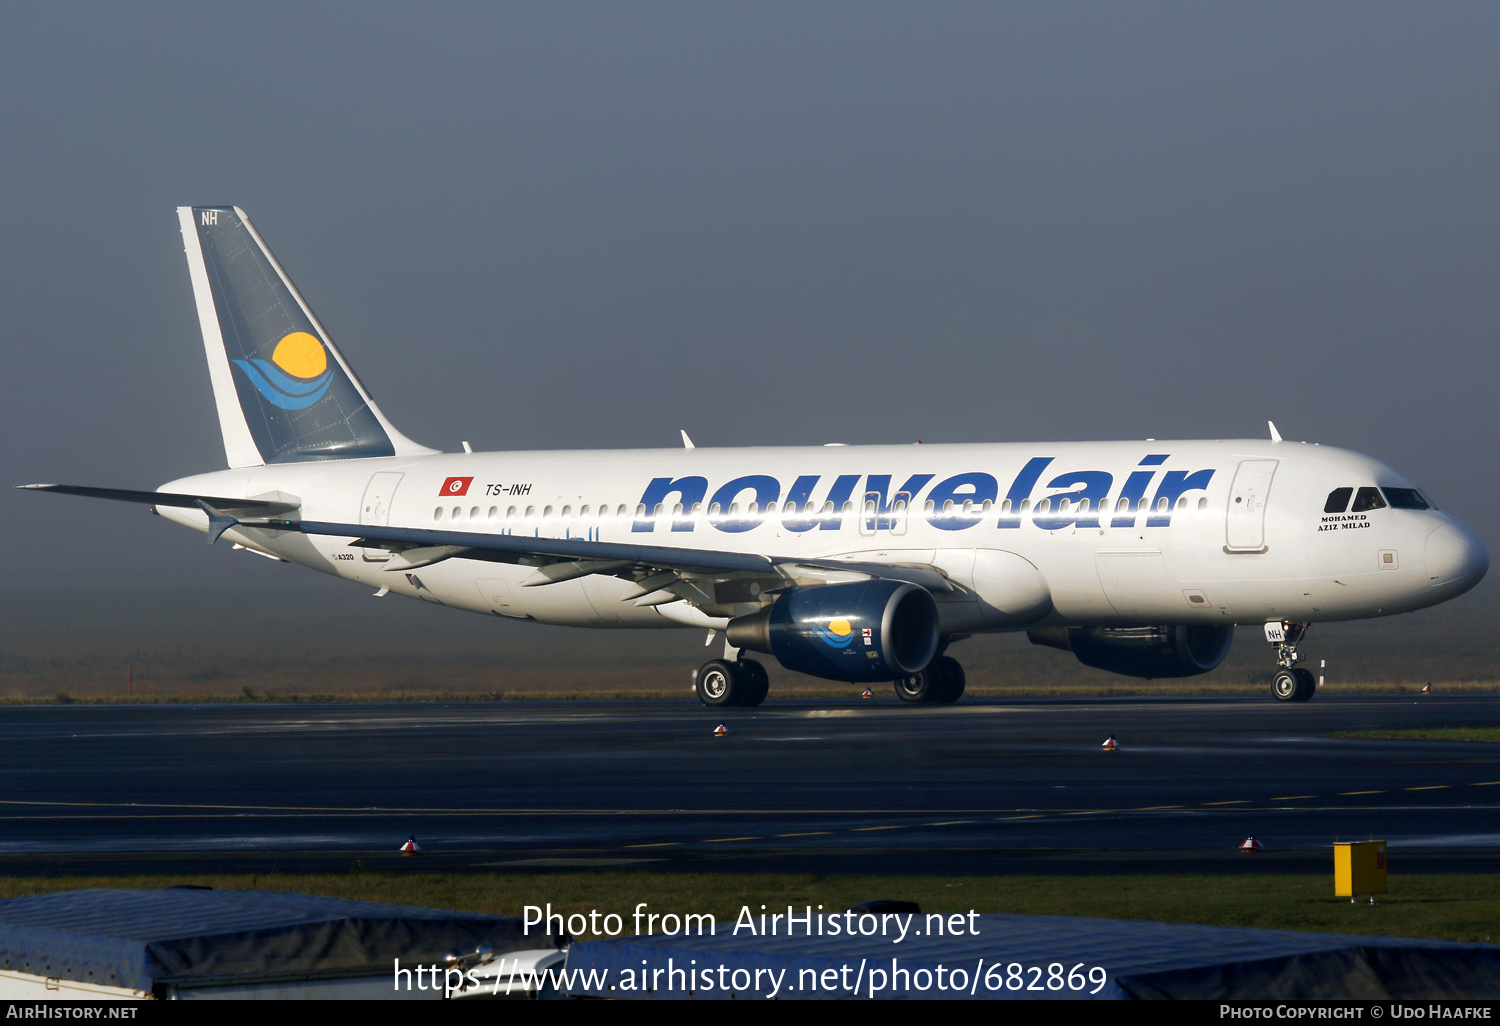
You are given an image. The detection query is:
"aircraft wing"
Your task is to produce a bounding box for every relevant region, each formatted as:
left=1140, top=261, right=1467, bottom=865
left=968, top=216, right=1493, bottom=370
left=257, top=518, right=956, bottom=605
left=17, top=483, right=953, bottom=611
left=298, top=519, right=778, bottom=573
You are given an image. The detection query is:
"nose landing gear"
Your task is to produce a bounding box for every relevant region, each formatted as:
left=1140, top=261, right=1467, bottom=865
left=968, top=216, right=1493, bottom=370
left=1266, top=621, right=1316, bottom=702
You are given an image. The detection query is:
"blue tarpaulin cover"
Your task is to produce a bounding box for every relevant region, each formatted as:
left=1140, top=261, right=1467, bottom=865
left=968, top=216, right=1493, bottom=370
left=0, top=889, right=563, bottom=993
left=563, top=912, right=1500, bottom=999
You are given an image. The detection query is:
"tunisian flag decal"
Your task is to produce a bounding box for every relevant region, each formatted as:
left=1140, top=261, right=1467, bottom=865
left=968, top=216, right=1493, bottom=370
left=439, top=476, right=474, bottom=497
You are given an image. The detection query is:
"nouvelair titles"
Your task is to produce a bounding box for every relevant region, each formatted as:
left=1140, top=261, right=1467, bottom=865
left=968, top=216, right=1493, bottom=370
left=632, top=455, right=1217, bottom=535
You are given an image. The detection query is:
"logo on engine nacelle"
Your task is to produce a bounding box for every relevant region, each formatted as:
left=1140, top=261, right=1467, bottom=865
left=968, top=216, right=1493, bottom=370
left=811, top=618, right=855, bottom=649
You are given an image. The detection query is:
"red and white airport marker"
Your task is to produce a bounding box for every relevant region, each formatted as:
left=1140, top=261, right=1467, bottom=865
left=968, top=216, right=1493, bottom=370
left=1239, top=835, right=1264, bottom=853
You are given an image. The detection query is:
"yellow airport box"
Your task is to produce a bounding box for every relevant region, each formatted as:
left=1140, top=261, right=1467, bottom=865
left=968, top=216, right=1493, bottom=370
left=1334, top=840, right=1388, bottom=900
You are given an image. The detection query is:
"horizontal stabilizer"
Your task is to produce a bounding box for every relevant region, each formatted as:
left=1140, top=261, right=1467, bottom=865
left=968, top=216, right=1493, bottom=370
left=194, top=500, right=241, bottom=545
left=17, top=483, right=300, bottom=516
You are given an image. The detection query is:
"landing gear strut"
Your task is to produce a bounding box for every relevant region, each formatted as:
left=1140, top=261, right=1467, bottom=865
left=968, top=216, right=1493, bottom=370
left=695, top=658, right=769, bottom=708
left=1265, top=621, right=1316, bottom=702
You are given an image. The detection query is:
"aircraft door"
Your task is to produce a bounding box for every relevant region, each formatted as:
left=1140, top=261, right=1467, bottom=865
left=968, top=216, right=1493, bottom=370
left=1225, top=460, right=1277, bottom=553
left=359, top=472, right=404, bottom=561
left=860, top=490, right=912, bottom=536
left=890, top=491, right=912, bottom=536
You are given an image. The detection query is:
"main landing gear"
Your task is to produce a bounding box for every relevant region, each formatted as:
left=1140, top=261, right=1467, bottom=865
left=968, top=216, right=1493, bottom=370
left=1266, top=620, right=1316, bottom=703
left=894, top=656, right=966, bottom=705
left=695, top=658, right=769, bottom=708
left=692, top=652, right=968, bottom=708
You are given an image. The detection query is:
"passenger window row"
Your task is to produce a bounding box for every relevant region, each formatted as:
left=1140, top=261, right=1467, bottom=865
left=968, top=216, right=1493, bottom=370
left=429, top=494, right=1216, bottom=524
left=1324, top=486, right=1431, bottom=514
left=432, top=504, right=635, bottom=523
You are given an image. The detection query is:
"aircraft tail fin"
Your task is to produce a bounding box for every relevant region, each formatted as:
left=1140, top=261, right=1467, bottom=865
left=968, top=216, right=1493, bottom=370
left=176, top=206, right=435, bottom=467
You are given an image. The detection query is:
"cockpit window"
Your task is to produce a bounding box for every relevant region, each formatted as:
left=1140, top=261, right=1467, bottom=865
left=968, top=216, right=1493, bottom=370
left=1323, top=487, right=1352, bottom=514
left=1351, top=486, right=1387, bottom=513
left=1381, top=487, right=1430, bottom=510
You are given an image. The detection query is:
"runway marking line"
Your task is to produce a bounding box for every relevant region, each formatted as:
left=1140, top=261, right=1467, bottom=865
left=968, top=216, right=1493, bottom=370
left=775, top=831, right=833, bottom=838
left=1340, top=791, right=1384, bottom=795
left=0, top=800, right=1044, bottom=816
left=1272, top=795, right=1317, bottom=801
left=924, top=821, right=977, bottom=826
left=1476, top=782, right=1500, bottom=786
left=704, top=837, right=760, bottom=843
left=998, top=815, right=1042, bottom=820
left=1136, top=805, right=1182, bottom=810
left=852, top=826, right=903, bottom=832
left=1406, top=786, right=1449, bottom=791
left=1203, top=800, right=1250, bottom=805
left=625, top=843, right=679, bottom=848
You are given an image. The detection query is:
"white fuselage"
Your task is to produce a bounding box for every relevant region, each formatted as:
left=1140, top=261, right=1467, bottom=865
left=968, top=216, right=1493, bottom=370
left=157, top=438, right=1485, bottom=635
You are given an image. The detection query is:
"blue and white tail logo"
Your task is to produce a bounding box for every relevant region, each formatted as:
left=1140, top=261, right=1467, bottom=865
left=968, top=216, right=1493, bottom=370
left=232, top=332, right=334, bottom=410
left=183, top=205, right=405, bottom=464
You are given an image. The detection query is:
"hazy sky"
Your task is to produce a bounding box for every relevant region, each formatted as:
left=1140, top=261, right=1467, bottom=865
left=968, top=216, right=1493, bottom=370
left=4, top=3, right=1498, bottom=591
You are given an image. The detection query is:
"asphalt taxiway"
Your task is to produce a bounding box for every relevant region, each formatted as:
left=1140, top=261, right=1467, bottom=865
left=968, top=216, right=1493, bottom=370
left=2, top=694, right=1498, bottom=875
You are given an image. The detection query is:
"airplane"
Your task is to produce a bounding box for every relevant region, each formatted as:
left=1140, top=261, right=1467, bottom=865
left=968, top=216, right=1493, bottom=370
left=20, top=206, right=1489, bottom=707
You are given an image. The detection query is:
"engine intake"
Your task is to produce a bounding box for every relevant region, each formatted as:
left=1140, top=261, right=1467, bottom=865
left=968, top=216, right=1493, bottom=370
left=727, top=580, right=940, bottom=683
left=1028, top=625, right=1233, bottom=679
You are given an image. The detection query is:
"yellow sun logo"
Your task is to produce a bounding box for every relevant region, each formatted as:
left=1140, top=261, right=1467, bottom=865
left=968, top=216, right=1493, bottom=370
left=231, top=331, right=335, bottom=410
left=271, top=332, right=328, bottom=379
left=814, top=617, right=857, bottom=649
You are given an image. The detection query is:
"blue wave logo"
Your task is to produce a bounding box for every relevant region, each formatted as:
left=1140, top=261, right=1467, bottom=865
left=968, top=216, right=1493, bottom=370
left=232, top=332, right=333, bottom=410
left=812, top=618, right=855, bottom=649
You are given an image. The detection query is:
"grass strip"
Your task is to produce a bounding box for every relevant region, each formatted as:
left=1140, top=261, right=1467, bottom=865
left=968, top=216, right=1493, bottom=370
left=1331, top=728, right=1500, bottom=743
left=1, top=872, right=1496, bottom=944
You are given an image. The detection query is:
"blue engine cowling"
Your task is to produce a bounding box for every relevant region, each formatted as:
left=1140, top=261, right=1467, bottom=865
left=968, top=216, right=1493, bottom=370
left=725, top=580, right=940, bottom=683
left=1027, top=625, right=1233, bottom=679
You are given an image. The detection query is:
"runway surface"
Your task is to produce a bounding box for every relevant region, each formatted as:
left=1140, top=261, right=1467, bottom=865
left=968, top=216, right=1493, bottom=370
left=2, top=694, right=1499, bottom=876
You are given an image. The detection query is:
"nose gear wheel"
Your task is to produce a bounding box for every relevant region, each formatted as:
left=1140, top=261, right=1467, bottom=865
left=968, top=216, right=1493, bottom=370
left=1265, top=621, right=1317, bottom=702
left=1272, top=667, right=1316, bottom=702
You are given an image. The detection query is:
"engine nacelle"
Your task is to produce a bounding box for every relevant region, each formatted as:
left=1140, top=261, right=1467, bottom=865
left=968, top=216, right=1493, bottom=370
left=727, top=580, right=940, bottom=683
left=1028, top=625, right=1233, bottom=679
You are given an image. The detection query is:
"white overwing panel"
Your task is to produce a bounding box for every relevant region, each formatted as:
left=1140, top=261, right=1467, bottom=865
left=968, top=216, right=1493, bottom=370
left=1096, top=551, right=1171, bottom=619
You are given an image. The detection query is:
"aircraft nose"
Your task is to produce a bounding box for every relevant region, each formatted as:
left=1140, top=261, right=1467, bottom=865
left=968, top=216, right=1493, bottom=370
left=1425, top=520, right=1488, bottom=592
